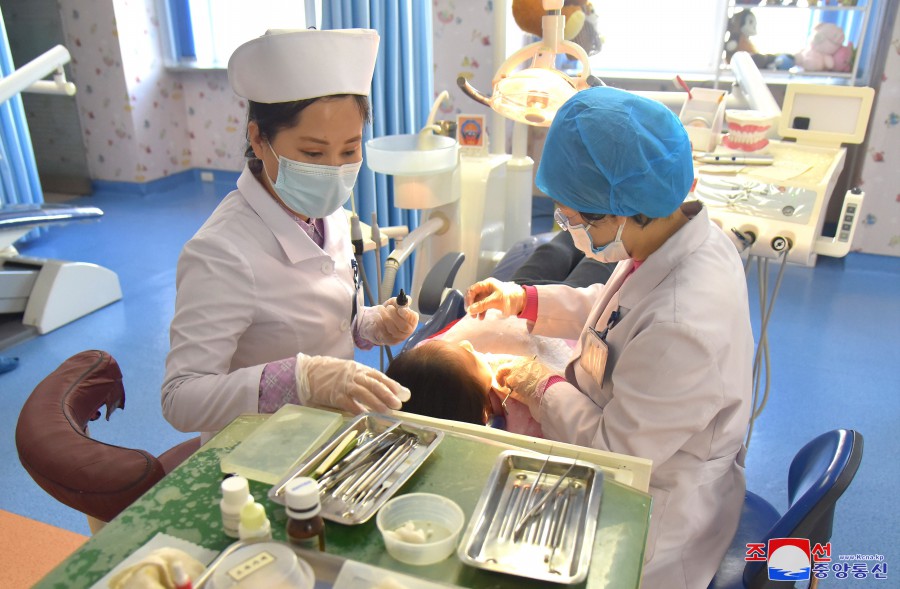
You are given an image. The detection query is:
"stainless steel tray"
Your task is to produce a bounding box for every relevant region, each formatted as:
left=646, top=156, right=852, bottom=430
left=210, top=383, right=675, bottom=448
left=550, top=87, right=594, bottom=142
left=268, top=413, right=444, bottom=525
left=457, top=450, right=603, bottom=585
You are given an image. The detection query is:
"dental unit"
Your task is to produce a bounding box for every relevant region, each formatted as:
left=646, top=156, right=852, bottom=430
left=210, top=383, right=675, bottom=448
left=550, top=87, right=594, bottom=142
left=1, top=45, right=122, bottom=337
left=367, top=0, right=596, bottom=313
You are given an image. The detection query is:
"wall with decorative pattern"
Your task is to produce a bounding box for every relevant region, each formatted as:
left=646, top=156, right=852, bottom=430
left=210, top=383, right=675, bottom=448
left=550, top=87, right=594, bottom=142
left=38, top=0, right=900, bottom=256
left=431, top=0, right=496, bottom=133
left=854, top=14, right=900, bottom=257
left=58, top=0, right=180, bottom=181
left=176, top=70, right=246, bottom=171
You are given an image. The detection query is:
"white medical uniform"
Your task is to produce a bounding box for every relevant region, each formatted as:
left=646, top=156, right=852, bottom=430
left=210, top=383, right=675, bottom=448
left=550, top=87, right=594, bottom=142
left=531, top=204, right=753, bottom=589
left=162, top=167, right=361, bottom=442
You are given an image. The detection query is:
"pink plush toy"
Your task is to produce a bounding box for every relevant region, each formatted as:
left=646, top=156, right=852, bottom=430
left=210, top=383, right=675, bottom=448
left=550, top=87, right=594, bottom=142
left=832, top=43, right=854, bottom=73
left=794, top=22, right=849, bottom=72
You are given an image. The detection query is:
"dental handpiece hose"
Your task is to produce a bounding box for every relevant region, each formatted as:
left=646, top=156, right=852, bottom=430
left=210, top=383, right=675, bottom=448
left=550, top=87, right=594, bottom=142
left=382, top=289, right=409, bottom=364
left=349, top=214, right=378, bottom=317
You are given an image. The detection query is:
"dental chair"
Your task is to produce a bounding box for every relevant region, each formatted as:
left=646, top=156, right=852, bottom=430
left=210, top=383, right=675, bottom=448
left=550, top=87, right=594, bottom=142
left=709, top=429, right=864, bottom=589
left=1, top=203, right=122, bottom=337
left=407, top=227, right=604, bottom=351
left=15, top=350, right=200, bottom=533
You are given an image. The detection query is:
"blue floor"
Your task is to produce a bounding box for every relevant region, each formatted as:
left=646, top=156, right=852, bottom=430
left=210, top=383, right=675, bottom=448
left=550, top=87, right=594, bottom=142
left=1, top=179, right=898, bottom=584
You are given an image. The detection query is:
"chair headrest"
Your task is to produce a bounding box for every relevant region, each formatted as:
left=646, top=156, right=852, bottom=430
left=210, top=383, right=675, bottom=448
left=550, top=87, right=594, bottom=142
left=15, top=350, right=166, bottom=522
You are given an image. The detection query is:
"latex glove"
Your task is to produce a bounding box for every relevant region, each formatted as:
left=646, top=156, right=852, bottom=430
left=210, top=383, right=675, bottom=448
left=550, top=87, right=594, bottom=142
left=295, top=354, right=411, bottom=414
left=494, top=357, right=558, bottom=418
left=465, top=277, right=526, bottom=320
left=357, top=297, right=419, bottom=345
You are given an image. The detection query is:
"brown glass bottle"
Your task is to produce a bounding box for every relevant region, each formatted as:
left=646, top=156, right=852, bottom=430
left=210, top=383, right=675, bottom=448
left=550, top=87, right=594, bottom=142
left=284, top=477, right=326, bottom=551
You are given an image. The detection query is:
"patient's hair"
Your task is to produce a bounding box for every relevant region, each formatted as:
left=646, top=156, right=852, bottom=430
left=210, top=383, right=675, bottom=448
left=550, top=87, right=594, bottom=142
left=386, top=343, right=491, bottom=425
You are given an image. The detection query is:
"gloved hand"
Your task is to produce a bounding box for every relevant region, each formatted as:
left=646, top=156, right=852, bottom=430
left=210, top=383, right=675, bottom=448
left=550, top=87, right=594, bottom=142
left=494, top=357, right=558, bottom=419
left=295, top=354, right=411, bottom=414
left=465, top=277, right=526, bottom=320
left=357, top=297, right=419, bottom=345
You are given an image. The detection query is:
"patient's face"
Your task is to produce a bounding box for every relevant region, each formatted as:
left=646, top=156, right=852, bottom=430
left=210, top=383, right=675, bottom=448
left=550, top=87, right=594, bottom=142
left=424, top=340, right=494, bottom=395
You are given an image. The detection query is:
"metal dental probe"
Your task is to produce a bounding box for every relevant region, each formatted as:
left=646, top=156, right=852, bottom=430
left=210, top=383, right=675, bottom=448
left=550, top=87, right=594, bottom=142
left=514, top=454, right=551, bottom=534
left=351, top=437, right=418, bottom=505
left=539, top=491, right=562, bottom=548
left=339, top=434, right=413, bottom=502
left=547, top=484, right=573, bottom=574
left=513, top=460, right=577, bottom=541
left=317, top=427, right=401, bottom=488
left=340, top=438, right=418, bottom=518
left=527, top=487, right=546, bottom=544
left=499, top=482, right=525, bottom=541
left=361, top=438, right=419, bottom=501
left=320, top=433, right=400, bottom=495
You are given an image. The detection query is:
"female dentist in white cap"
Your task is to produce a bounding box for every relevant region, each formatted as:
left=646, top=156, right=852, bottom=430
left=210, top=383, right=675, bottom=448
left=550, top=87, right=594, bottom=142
left=162, top=29, right=417, bottom=443
left=466, top=87, right=753, bottom=588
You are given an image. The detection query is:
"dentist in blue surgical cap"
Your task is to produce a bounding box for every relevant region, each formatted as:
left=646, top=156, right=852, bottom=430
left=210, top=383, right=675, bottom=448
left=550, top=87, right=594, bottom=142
left=466, top=87, right=753, bottom=588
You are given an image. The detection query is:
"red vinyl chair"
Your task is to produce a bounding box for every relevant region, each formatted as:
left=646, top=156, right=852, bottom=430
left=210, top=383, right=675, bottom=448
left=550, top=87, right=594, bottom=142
left=15, top=350, right=201, bottom=533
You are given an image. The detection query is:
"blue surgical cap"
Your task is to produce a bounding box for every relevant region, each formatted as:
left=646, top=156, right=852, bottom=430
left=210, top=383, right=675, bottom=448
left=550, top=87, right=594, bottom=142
left=535, top=86, right=693, bottom=218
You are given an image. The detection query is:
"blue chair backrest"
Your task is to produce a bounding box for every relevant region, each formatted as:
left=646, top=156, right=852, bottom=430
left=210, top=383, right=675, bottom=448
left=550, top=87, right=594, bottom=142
left=744, top=429, right=863, bottom=588
left=400, top=289, right=467, bottom=354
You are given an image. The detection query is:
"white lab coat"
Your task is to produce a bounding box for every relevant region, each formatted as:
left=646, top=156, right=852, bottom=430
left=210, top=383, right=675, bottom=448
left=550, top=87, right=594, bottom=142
left=162, top=166, right=362, bottom=442
left=531, top=204, right=752, bottom=589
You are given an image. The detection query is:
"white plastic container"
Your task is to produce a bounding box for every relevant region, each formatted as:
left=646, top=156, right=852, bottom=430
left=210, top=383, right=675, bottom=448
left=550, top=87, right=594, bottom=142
left=238, top=501, right=272, bottom=541
left=220, top=476, right=253, bottom=539
left=210, top=542, right=314, bottom=589
left=376, top=493, right=465, bottom=566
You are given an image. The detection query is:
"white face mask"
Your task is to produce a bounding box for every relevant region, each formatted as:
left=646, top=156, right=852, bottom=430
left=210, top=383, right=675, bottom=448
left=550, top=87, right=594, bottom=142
left=555, top=208, right=630, bottom=263
left=264, top=142, right=361, bottom=218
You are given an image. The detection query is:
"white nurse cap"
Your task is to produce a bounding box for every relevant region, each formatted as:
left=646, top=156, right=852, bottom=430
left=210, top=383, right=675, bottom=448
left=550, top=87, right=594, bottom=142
left=227, top=28, right=379, bottom=103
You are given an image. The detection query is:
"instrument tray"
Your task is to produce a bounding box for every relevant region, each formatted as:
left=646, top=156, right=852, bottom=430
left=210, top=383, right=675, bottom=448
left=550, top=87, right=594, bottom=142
left=457, top=450, right=603, bottom=584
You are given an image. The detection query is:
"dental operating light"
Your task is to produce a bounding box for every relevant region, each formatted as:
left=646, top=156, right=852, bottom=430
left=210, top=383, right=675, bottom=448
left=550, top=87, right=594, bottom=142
left=458, top=0, right=592, bottom=126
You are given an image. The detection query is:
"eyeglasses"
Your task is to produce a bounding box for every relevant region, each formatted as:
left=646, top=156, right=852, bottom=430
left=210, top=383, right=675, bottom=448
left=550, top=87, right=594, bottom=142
left=554, top=208, right=578, bottom=232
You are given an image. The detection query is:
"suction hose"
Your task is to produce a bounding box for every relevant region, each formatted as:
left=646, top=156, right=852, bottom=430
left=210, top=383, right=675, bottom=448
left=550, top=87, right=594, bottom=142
left=379, top=216, right=448, bottom=304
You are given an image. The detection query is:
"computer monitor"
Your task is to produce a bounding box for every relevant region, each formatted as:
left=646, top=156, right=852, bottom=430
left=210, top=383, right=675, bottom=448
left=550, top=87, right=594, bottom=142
left=779, top=84, right=874, bottom=147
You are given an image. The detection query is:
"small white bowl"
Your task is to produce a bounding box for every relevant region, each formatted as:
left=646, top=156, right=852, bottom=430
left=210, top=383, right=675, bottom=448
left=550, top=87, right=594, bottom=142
left=210, top=542, right=314, bottom=589
left=376, top=493, right=465, bottom=566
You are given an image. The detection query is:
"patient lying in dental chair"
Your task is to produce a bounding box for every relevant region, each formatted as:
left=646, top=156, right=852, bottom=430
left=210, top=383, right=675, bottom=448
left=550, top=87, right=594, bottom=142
left=386, top=311, right=575, bottom=438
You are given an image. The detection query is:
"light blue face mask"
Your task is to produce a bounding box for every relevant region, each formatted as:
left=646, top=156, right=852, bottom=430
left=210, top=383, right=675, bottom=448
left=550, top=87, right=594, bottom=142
left=264, top=142, right=361, bottom=218
left=554, top=208, right=630, bottom=263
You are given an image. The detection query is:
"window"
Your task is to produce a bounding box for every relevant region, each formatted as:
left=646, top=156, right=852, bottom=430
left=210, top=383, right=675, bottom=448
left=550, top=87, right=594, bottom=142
left=161, top=0, right=321, bottom=68
left=588, top=0, right=729, bottom=76
left=750, top=10, right=814, bottom=56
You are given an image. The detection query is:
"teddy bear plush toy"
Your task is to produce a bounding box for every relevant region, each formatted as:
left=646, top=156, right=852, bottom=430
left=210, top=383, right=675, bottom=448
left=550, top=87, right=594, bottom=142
left=794, top=22, right=852, bottom=72
left=511, top=0, right=603, bottom=55
left=724, top=9, right=777, bottom=68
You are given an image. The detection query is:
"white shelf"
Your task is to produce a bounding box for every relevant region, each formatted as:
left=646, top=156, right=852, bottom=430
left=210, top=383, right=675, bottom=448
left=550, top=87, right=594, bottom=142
left=719, top=0, right=872, bottom=88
